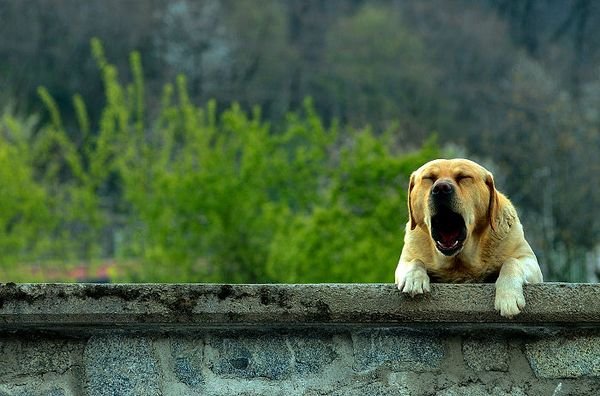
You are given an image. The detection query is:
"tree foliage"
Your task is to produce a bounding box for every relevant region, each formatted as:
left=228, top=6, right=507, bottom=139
left=0, top=41, right=439, bottom=282
left=0, top=109, right=50, bottom=264
left=0, top=0, right=598, bottom=281
left=320, top=5, right=449, bottom=138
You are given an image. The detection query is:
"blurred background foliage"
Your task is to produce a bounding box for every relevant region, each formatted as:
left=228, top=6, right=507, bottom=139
left=0, top=0, right=598, bottom=282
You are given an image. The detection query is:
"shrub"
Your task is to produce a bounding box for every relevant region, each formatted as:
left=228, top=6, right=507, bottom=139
left=1, top=39, right=440, bottom=282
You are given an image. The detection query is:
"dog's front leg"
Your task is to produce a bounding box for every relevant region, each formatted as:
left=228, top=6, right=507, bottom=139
left=495, top=256, right=542, bottom=318
left=395, top=259, right=430, bottom=297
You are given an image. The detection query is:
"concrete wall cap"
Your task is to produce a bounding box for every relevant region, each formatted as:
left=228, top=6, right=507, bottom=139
left=0, top=283, right=598, bottom=333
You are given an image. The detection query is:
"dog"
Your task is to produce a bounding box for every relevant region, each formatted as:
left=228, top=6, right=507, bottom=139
left=394, top=158, right=543, bottom=318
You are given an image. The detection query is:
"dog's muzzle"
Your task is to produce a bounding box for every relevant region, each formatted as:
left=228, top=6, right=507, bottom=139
left=430, top=180, right=466, bottom=256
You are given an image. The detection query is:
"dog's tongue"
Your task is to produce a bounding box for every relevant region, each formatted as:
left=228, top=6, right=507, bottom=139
left=437, top=229, right=460, bottom=249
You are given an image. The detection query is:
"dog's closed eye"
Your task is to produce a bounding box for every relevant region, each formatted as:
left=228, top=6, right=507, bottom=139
left=455, top=174, right=473, bottom=182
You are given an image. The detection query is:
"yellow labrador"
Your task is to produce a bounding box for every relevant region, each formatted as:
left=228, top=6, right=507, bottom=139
left=395, top=158, right=543, bottom=318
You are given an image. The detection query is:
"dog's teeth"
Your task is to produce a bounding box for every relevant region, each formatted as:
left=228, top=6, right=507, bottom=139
left=436, top=240, right=460, bottom=249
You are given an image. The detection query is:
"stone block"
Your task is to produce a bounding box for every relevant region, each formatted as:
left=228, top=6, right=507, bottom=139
left=352, top=329, right=444, bottom=372
left=0, top=388, right=66, bottom=396
left=0, top=338, right=82, bottom=380
left=328, top=381, right=410, bottom=396
left=208, top=334, right=291, bottom=379
left=525, top=335, right=600, bottom=378
left=289, top=335, right=337, bottom=374
left=171, top=338, right=205, bottom=388
left=436, top=385, right=527, bottom=396
left=0, top=378, right=77, bottom=396
left=462, top=336, right=509, bottom=371
left=84, top=335, right=161, bottom=396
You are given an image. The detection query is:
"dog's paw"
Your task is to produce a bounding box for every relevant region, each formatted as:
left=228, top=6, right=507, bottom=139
left=396, top=269, right=430, bottom=297
left=494, top=283, right=525, bottom=318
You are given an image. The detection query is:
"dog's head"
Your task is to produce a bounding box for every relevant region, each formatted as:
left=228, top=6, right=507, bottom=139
left=407, top=158, right=499, bottom=256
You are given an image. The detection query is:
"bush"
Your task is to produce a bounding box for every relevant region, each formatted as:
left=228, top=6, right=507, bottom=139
left=0, top=39, right=441, bottom=283
left=267, top=133, right=438, bottom=283
left=0, top=110, right=50, bottom=264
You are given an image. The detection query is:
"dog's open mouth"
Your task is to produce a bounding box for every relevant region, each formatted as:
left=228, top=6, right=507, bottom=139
left=431, top=209, right=467, bottom=256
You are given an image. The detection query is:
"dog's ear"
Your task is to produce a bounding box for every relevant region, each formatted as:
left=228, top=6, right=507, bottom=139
left=485, top=172, right=499, bottom=232
left=408, top=172, right=417, bottom=230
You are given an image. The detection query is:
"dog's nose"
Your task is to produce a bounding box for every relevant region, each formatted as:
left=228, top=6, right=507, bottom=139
left=432, top=180, right=454, bottom=196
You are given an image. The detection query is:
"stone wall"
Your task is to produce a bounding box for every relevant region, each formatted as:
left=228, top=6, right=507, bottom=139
left=0, top=283, right=599, bottom=395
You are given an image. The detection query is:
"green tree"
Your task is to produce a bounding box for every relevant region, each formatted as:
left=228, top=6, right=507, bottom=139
left=3, top=39, right=442, bottom=284
left=0, top=109, right=50, bottom=264
left=320, top=5, right=450, bottom=138
left=267, top=134, right=439, bottom=283
left=118, top=88, right=339, bottom=282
